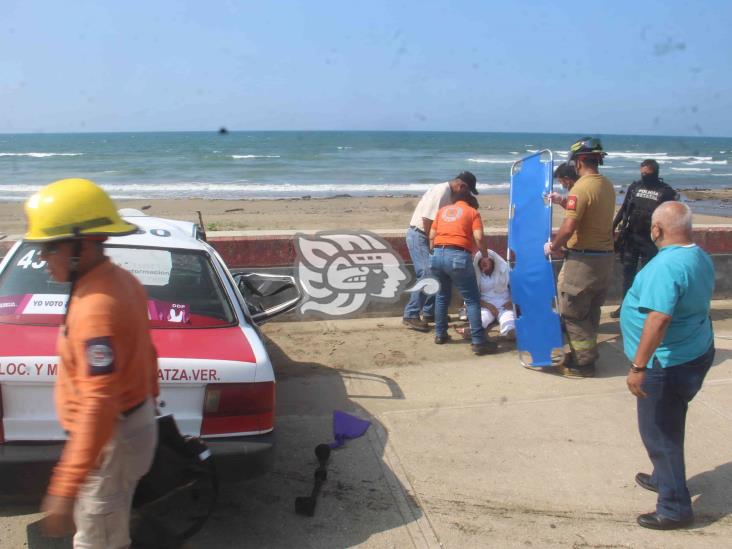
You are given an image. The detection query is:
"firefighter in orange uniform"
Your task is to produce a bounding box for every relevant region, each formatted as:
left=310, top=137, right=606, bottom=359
left=25, top=179, right=159, bottom=548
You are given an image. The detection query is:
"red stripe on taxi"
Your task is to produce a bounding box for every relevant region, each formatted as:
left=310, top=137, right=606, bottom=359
left=152, top=327, right=255, bottom=363
left=0, top=325, right=255, bottom=364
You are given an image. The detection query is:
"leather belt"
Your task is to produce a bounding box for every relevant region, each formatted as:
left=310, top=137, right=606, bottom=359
left=409, top=225, right=426, bottom=235
left=434, top=244, right=471, bottom=253
left=567, top=248, right=613, bottom=255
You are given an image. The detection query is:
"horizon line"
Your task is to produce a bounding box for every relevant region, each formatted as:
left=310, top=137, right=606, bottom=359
left=1, top=129, right=730, bottom=139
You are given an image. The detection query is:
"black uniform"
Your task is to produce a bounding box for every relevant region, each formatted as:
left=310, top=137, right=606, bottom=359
left=613, top=176, right=678, bottom=297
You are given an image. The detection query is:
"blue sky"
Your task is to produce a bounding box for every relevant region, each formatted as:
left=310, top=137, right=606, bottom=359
left=2, top=1, right=730, bottom=136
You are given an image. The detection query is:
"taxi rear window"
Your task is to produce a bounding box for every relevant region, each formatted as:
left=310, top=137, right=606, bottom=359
left=0, top=244, right=235, bottom=328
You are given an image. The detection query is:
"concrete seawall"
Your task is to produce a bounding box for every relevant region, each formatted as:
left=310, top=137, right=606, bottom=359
left=3, top=226, right=732, bottom=317
left=209, top=226, right=732, bottom=317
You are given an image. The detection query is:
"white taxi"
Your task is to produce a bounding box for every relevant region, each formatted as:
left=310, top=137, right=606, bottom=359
left=0, top=209, right=300, bottom=481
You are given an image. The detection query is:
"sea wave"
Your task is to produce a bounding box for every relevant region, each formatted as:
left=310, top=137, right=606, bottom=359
left=468, top=158, right=514, bottom=164
left=684, top=160, right=728, bottom=165
left=0, top=181, right=510, bottom=197
left=671, top=167, right=711, bottom=172
left=606, top=152, right=713, bottom=162
left=230, top=154, right=281, bottom=159
left=0, top=152, right=83, bottom=158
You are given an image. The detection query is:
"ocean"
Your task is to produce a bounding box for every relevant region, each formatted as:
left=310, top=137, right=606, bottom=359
left=1, top=131, right=731, bottom=201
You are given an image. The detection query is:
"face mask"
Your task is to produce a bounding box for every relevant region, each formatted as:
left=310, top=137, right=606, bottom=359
left=641, top=173, right=658, bottom=184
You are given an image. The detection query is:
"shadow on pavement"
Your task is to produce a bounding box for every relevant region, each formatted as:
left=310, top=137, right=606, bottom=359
left=192, top=334, right=423, bottom=548
left=689, top=461, right=732, bottom=526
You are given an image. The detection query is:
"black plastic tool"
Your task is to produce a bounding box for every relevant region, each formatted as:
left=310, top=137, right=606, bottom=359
left=295, top=444, right=331, bottom=517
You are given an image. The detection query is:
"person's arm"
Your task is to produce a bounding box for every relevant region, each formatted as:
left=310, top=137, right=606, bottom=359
left=422, top=217, right=433, bottom=236
left=47, top=314, right=122, bottom=500
left=472, top=226, right=487, bottom=258
left=613, top=188, right=632, bottom=230
left=429, top=225, right=436, bottom=251
left=626, top=310, right=672, bottom=398
left=546, top=217, right=578, bottom=256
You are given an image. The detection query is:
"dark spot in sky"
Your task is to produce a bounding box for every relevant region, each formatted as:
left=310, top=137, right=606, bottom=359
left=653, top=116, right=660, bottom=126
left=691, top=105, right=698, bottom=113
left=654, top=38, right=686, bottom=56
left=414, top=113, right=427, bottom=122
left=693, top=123, right=703, bottom=135
left=640, top=25, right=650, bottom=41
left=690, top=66, right=702, bottom=74
left=390, top=44, right=408, bottom=68
left=472, top=63, right=479, bottom=70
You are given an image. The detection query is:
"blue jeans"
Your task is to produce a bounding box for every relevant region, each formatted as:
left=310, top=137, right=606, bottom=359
left=637, top=346, right=714, bottom=520
left=429, top=247, right=486, bottom=345
left=404, top=227, right=435, bottom=319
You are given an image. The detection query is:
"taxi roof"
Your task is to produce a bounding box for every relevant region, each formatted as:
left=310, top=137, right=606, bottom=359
left=106, top=209, right=210, bottom=252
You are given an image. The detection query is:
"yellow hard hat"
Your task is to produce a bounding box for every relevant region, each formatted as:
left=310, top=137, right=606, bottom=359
left=24, top=178, right=138, bottom=242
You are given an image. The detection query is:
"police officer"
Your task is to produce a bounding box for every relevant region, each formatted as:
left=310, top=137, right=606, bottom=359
left=544, top=138, right=616, bottom=377
left=610, top=159, right=678, bottom=318
left=29, top=179, right=159, bottom=548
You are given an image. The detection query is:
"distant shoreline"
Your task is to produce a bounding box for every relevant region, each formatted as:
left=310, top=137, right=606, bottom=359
left=0, top=192, right=730, bottom=238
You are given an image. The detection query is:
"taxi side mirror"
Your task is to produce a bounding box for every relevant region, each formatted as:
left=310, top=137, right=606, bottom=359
left=233, top=272, right=301, bottom=325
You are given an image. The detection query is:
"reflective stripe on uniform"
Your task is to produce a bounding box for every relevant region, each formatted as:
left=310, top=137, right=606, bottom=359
left=568, top=338, right=597, bottom=350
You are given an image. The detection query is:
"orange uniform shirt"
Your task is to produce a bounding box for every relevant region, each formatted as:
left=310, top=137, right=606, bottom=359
left=48, top=258, right=159, bottom=498
left=432, top=200, right=483, bottom=252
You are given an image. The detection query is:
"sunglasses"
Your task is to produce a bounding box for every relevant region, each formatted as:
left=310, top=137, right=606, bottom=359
left=39, top=241, right=65, bottom=256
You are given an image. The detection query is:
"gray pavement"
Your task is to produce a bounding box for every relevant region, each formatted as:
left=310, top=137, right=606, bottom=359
left=2, top=304, right=732, bottom=548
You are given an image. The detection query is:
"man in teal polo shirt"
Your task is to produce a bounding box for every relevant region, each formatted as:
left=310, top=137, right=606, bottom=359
left=620, top=201, right=715, bottom=530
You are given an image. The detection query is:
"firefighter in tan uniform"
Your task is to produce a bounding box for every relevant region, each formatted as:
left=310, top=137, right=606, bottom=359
left=26, top=179, right=159, bottom=548
left=544, top=138, right=616, bottom=377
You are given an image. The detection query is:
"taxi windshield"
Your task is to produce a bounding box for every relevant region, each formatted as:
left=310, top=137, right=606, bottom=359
left=0, top=243, right=236, bottom=328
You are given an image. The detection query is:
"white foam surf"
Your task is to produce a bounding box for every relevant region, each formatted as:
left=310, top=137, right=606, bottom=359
left=468, top=158, right=514, bottom=164
left=0, top=152, right=83, bottom=158
left=231, top=154, right=281, bottom=159
left=671, top=167, right=712, bottom=172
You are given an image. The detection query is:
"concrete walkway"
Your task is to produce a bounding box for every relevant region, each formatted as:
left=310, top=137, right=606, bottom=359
left=2, top=304, right=731, bottom=548
left=236, top=303, right=732, bottom=548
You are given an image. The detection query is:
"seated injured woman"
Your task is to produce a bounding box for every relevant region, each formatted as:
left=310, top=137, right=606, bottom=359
left=457, top=250, right=516, bottom=340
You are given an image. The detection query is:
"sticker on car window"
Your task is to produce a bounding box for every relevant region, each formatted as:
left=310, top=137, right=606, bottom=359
left=15, top=249, right=46, bottom=270
left=0, top=294, right=32, bottom=314
left=18, top=294, right=68, bottom=315
left=148, top=299, right=191, bottom=324
left=107, top=248, right=172, bottom=286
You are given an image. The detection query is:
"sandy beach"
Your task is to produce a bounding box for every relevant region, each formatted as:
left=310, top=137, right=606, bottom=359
left=0, top=190, right=731, bottom=237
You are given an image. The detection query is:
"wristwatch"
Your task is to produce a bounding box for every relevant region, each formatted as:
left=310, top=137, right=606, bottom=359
left=630, top=363, right=646, bottom=373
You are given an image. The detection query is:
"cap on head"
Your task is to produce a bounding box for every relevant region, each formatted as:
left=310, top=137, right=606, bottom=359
left=456, top=171, right=479, bottom=195
left=567, top=136, right=607, bottom=164
left=24, top=178, right=138, bottom=242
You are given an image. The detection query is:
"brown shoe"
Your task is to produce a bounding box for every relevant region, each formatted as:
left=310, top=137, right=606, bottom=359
left=557, top=363, right=596, bottom=378
left=403, top=317, right=430, bottom=332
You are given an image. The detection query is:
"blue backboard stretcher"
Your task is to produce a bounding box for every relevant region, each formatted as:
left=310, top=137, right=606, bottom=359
left=507, top=151, right=564, bottom=367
